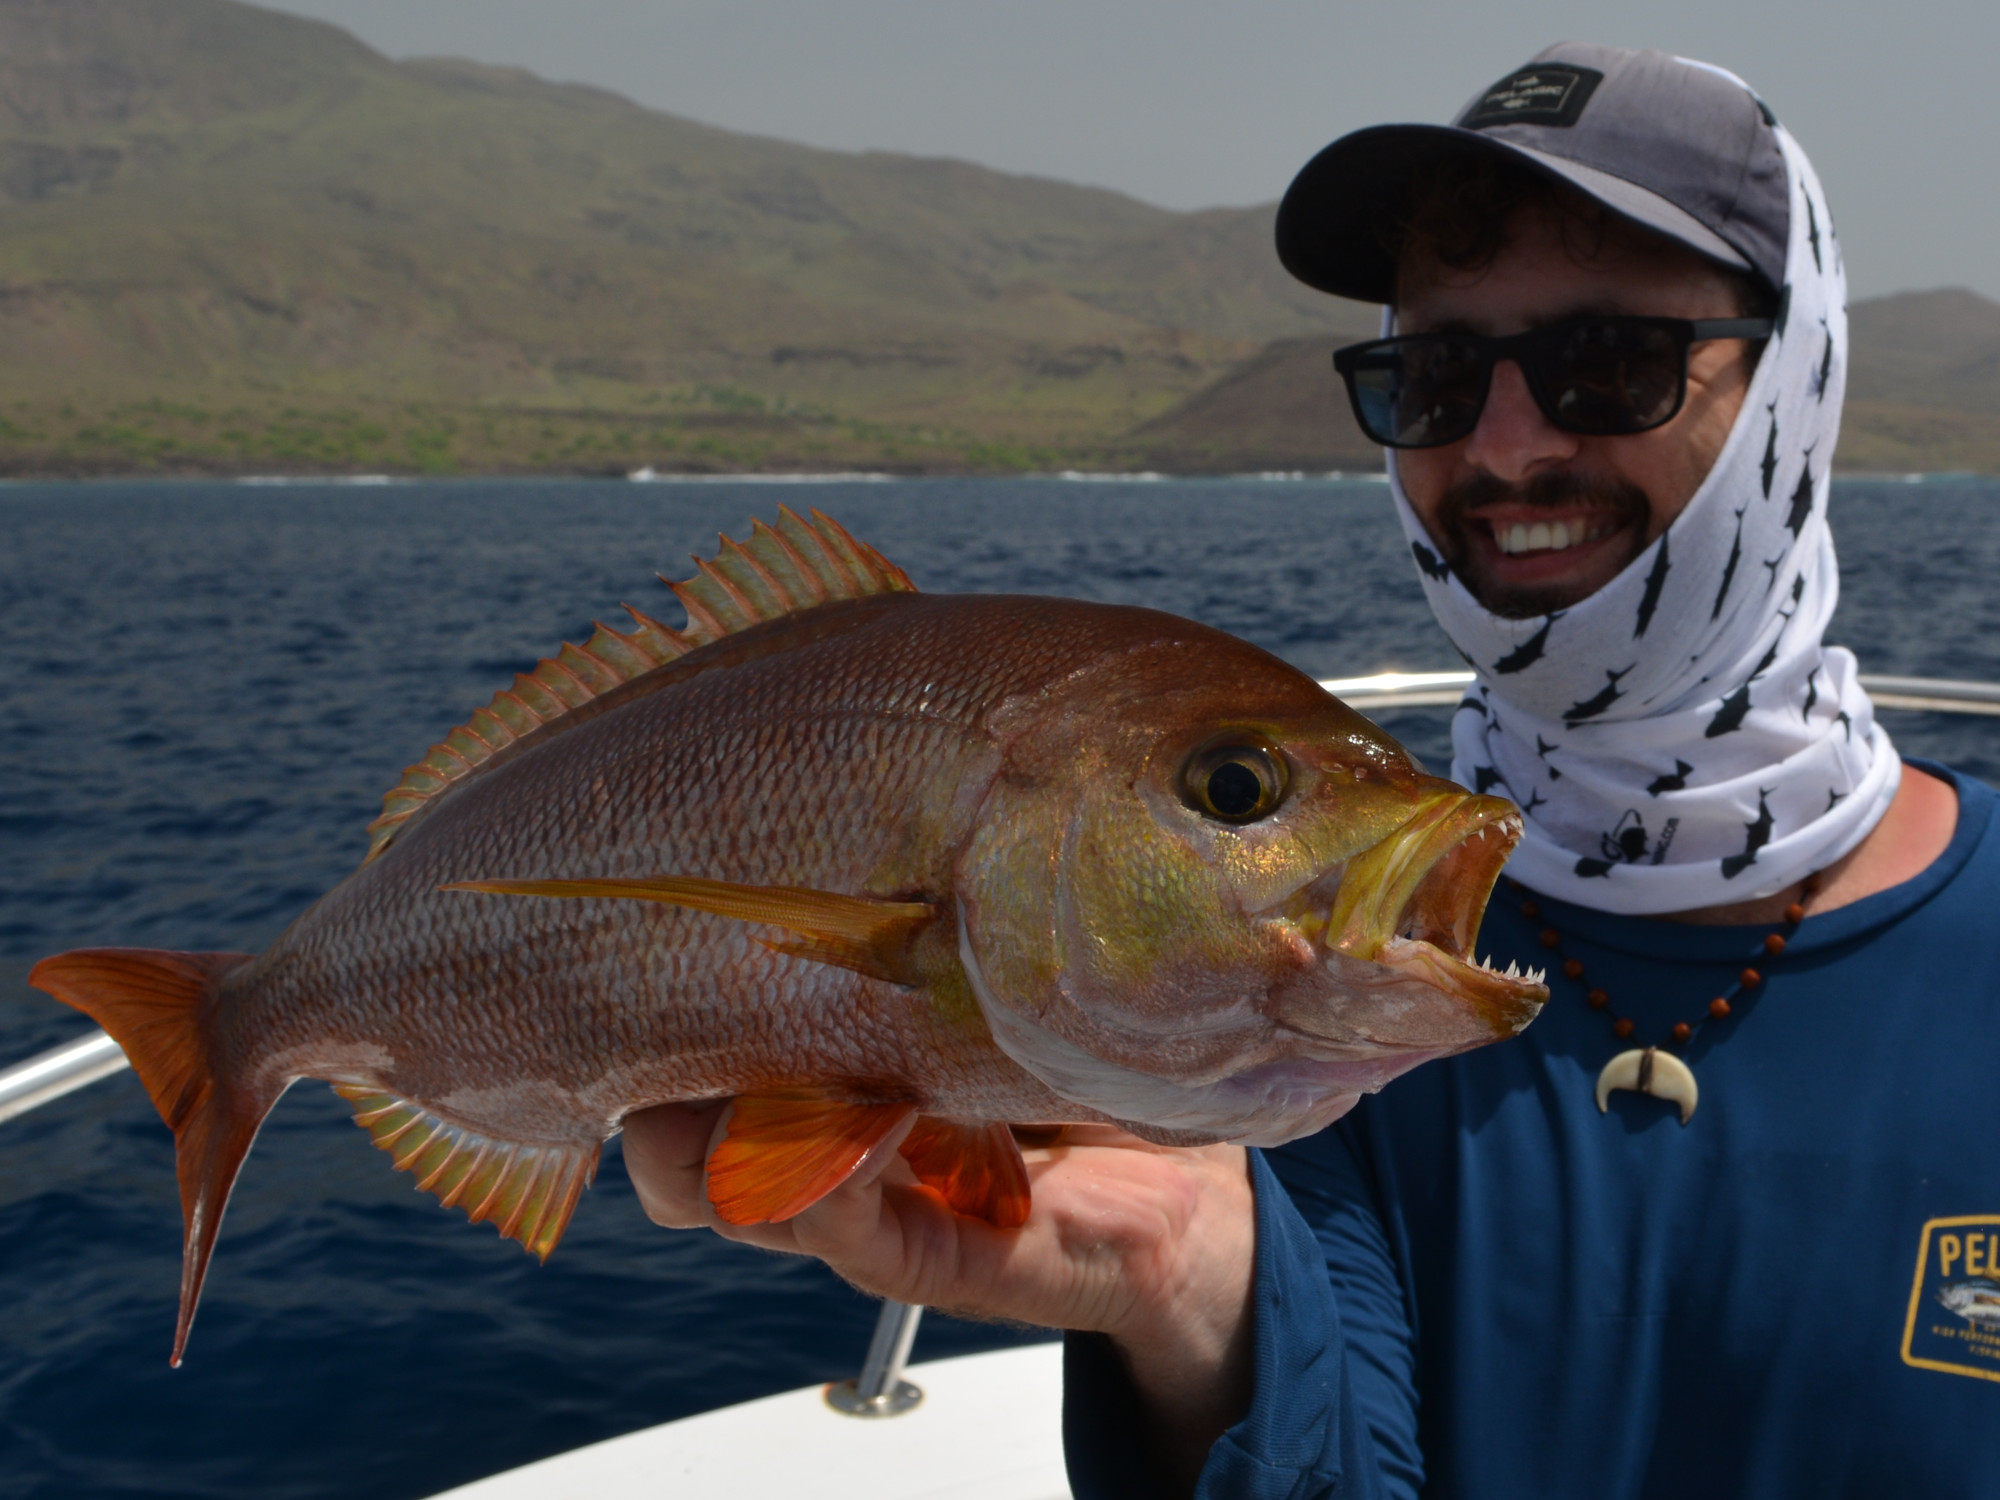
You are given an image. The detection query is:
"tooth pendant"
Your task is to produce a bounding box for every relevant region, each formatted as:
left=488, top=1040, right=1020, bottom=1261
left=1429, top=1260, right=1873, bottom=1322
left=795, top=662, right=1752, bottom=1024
left=1594, top=1046, right=1698, bottom=1124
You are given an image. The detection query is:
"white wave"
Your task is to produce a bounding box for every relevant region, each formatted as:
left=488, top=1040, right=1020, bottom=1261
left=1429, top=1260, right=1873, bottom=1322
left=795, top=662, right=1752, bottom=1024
left=627, top=467, right=894, bottom=484
left=236, top=474, right=398, bottom=487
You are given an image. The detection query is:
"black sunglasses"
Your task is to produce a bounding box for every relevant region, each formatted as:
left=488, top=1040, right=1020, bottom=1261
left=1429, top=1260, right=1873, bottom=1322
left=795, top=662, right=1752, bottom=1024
left=1332, top=315, right=1774, bottom=450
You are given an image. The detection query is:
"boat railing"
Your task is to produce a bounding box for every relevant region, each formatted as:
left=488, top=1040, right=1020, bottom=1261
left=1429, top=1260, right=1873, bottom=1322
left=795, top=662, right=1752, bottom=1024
left=6, top=669, right=1993, bottom=1423
left=1322, top=670, right=2000, bottom=715
left=0, top=1029, right=130, bottom=1125
left=4, top=669, right=1995, bottom=1127
left=0, top=1028, right=933, bottom=1418
left=826, top=1300, right=925, bottom=1416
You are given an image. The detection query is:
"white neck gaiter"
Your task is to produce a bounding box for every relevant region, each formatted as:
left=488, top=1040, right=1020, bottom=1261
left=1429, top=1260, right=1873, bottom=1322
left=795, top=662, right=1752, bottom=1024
left=1387, top=123, right=1898, bottom=915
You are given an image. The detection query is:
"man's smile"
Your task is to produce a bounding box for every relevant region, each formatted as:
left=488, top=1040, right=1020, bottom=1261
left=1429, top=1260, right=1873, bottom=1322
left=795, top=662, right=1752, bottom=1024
left=1427, top=471, right=1653, bottom=616
left=1485, top=514, right=1620, bottom=557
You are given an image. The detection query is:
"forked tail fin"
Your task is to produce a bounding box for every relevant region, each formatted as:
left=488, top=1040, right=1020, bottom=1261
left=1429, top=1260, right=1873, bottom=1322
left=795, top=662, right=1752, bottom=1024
left=28, top=947, right=277, bottom=1366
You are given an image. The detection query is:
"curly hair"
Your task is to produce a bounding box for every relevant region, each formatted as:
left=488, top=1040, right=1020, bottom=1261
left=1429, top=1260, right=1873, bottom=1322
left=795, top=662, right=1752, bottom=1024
left=1385, top=153, right=1775, bottom=318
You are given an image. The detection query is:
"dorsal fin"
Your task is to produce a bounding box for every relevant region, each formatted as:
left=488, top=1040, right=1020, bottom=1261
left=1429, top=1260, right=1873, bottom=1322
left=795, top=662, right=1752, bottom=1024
left=363, top=507, right=915, bottom=863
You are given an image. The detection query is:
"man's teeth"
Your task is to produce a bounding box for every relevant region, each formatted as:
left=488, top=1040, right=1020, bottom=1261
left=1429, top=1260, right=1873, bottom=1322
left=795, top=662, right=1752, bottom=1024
left=1494, top=519, right=1613, bottom=556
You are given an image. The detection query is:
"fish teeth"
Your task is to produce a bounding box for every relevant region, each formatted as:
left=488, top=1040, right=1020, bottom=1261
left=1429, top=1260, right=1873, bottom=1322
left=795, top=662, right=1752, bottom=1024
left=1468, top=955, right=1543, bottom=986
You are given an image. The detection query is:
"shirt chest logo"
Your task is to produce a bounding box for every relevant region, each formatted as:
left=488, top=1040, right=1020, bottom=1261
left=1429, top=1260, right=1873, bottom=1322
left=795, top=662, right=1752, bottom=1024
left=1903, top=1216, right=2000, bottom=1384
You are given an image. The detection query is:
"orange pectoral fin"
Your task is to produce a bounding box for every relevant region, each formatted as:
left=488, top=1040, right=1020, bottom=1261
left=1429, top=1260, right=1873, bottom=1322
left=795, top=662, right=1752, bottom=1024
left=443, top=876, right=934, bottom=984
left=704, top=1091, right=917, bottom=1225
left=898, top=1117, right=1031, bottom=1229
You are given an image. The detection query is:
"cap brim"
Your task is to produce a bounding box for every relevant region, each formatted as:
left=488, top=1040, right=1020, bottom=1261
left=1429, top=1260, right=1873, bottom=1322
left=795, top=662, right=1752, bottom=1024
left=1276, top=123, right=1754, bottom=304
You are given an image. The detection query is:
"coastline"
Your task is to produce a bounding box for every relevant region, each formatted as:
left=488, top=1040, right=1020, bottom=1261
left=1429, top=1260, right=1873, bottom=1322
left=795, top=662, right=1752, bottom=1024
left=3, top=461, right=1987, bottom=483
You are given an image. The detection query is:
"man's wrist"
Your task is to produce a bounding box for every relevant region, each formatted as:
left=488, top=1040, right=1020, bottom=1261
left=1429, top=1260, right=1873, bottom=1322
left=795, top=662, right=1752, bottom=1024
left=1099, top=1149, right=1258, bottom=1491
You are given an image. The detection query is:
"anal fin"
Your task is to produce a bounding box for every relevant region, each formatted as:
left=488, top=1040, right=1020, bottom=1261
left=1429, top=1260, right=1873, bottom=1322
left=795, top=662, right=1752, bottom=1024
left=333, top=1085, right=599, bottom=1261
left=705, top=1090, right=916, bottom=1225
left=899, top=1117, right=1032, bottom=1229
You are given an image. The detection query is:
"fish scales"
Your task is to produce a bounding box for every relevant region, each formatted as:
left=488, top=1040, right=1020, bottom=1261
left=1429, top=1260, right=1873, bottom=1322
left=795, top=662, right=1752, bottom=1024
left=31, top=509, right=1546, bottom=1364
left=233, top=594, right=1143, bottom=1125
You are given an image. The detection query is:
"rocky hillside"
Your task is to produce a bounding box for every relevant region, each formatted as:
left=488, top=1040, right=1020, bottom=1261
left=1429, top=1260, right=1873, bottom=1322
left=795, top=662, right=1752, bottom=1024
left=0, top=0, right=1349, bottom=472
left=0, top=0, right=1990, bottom=474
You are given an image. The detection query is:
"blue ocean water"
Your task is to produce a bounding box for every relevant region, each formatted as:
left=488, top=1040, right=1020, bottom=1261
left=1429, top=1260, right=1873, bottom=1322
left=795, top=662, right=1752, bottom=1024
left=1, top=475, right=1994, bottom=1499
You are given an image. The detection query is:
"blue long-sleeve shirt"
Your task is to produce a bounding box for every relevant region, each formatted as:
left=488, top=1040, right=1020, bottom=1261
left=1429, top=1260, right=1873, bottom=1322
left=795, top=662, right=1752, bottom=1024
left=1066, top=764, right=2000, bottom=1498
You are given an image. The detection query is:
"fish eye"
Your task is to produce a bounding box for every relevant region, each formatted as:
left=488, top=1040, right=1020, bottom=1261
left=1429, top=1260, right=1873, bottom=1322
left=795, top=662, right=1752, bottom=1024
left=1182, top=739, right=1289, bottom=823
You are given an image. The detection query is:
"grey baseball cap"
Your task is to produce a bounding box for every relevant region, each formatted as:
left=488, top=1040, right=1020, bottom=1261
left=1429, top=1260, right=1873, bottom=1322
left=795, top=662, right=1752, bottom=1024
left=1276, top=43, right=1789, bottom=304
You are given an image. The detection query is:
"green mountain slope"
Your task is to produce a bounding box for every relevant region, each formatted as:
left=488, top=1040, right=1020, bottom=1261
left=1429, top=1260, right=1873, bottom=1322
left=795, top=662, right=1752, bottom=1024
left=0, top=0, right=1357, bottom=472
left=0, top=0, right=1991, bottom=474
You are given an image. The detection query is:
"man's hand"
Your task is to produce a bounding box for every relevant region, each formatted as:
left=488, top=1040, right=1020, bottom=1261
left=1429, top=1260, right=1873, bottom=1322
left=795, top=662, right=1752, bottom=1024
left=623, top=1102, right=1257, bottom=1488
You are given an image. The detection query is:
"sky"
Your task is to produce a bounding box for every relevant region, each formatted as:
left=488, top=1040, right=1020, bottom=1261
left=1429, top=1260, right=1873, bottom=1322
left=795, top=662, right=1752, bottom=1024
left=260, top=0, right=1998, bottom=303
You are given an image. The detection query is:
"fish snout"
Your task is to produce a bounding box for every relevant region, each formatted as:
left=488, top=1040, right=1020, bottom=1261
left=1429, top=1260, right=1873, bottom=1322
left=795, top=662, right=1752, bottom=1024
left=1275, top=790, right=1547, bottom=1047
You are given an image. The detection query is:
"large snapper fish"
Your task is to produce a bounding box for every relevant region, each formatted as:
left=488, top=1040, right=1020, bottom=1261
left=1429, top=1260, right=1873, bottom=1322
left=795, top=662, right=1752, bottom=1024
left=33, top=509, right=1544, bottom=1363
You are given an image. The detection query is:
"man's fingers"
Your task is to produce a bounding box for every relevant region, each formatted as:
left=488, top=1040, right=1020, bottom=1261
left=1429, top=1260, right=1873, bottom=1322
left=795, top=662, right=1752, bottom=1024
left=622, top=1099, right=902, bottom=1263
left=623, top=1099, right=1256, bottom=1345
left=622, top=1099, right=729, bottom=1228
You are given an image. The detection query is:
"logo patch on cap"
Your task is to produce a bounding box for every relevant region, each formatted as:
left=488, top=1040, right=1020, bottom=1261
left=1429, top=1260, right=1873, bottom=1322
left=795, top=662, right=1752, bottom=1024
left=1462, top=64, right=1604, bottom=130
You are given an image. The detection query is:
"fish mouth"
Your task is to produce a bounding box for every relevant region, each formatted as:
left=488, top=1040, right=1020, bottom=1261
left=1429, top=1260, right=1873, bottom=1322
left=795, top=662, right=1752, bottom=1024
left=1319, top=790, right=1547, bottom=1037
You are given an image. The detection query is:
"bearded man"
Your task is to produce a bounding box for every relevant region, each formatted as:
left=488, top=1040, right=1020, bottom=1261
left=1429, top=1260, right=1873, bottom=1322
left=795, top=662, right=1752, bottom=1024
left=623, top=44, right=1996, bottom=1498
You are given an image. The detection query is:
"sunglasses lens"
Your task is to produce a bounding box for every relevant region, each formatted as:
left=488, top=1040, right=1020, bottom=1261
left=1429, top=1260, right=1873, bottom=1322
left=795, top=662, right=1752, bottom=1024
left=1348, top=339, right=1488, bottom=447
left=1537, top=321, right=1685, bottom=434
left=1339, top=320, right=1694, bottom=448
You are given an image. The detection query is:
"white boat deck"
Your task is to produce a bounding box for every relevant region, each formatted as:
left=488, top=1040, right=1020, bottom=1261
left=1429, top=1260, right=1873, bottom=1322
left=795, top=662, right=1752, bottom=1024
left=425, top=1341, right=1070, bottom=1500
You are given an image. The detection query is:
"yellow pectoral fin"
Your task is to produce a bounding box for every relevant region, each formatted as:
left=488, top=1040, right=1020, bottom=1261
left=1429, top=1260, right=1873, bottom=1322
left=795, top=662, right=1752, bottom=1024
left=442, top=875, right=935, bottom=983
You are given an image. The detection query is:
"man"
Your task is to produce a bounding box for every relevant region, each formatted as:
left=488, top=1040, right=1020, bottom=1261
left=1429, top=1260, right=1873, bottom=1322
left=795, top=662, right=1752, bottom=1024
left=624, top=45, right=1997, bottom=1497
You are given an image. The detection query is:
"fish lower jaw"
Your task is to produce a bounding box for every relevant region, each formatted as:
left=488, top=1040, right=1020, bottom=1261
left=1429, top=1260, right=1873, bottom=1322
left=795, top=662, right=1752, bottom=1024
left=1373, top=935, right=1547, bottom=1037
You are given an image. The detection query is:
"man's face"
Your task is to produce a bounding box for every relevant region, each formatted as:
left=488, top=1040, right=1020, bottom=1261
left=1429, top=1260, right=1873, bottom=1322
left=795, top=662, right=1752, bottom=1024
left=1394, top=205, right=1760, bottom=619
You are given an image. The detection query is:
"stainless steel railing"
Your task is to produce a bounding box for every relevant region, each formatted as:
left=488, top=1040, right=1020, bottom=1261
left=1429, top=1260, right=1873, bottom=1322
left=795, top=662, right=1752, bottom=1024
left=0, top=1026, right=934, bottom=1418
left=4, top=669, right=1994, bottom=1127
left=1320, top=670, right=2000, bottom=715
left=1851, top=675, right=2000, bottom=716
left=825, top=1300, right=925, bottom=1416
left=0, top=1029, right=130, bottom=1125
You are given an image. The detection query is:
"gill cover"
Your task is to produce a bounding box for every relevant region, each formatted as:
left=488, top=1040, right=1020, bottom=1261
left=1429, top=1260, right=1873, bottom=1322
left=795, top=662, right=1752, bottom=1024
left=952, top=641, right=1457, bottom=1141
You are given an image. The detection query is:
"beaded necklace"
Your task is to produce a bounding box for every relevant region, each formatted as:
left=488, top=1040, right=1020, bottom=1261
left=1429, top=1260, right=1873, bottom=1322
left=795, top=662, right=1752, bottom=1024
left=1506, top=876, right=1817, bottom=1124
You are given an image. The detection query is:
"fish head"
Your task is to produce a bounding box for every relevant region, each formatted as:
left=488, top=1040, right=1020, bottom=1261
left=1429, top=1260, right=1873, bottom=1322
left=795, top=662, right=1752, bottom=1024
left=957, top=630, right=1545, bottom=1146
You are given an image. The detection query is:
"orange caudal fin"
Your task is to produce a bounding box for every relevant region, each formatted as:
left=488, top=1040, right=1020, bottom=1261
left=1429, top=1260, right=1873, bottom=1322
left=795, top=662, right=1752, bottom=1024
left=704, top=1091, right=916, bottom=1224
left=27, top=948, right=278, bottom=1366
left=899, top=1117, right=1032, bottom=1229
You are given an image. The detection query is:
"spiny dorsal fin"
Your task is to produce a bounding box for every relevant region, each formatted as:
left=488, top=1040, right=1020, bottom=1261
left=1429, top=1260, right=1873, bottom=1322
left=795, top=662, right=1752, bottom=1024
left=363, top=507, right=915, bottom=863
